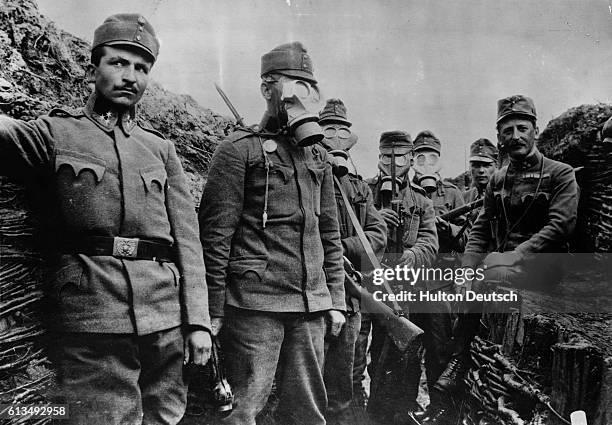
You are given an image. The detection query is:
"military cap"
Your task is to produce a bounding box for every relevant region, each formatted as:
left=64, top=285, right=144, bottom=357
left=602, top=116, right=612, bottom=144
left=93, top=13, right=160, bottom=62
left=469, top=138, right=498, bottom=163
left=379, top=131, right=412, bottom=155
left=261, top=42, right=316, bottom=84
left=496, top=94, right=537, bottom=124
left=413, top=130, right=441, bottom=153
left=319, top=98, right=351, bottom=127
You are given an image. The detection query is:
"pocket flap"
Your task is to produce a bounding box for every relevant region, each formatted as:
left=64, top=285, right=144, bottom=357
left=307, top=164, right=326, bottom=185
left=271, top=162, right=295, bottom=183
left=51, top=262, right=83, bottom=297
left=228, top=256, right=268, bottom=280
left=55, top=149, right=106, bottom=182
left=520, top=191, right=550, bottom=203
left=140, top=165, right=168, bottom=192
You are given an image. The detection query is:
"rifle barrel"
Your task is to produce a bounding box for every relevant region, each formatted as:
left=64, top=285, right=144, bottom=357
left=439, top=198, right=484, bottom=221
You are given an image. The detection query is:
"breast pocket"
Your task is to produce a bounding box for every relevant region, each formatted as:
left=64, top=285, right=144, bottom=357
left=307, top=164, right=326, bottom=216
left=520, top=191, right=551, bottom=230
left=54, top=149, right=108, bottom=226
left=140, top=164, right=168, bottom=212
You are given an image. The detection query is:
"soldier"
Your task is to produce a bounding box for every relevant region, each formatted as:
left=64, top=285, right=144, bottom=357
left=413, top=130, right=467, bottom=253
left=427, top=95, right=578, bottom=422
left=318, top=99, right=387, bottom=424
left=356, top=131, right=438, bottom=424
left=0, top=14, right=211, bottom=424
left=198, top=42, right=346, bottom=425
left=463, top=138, right=499, bottom=224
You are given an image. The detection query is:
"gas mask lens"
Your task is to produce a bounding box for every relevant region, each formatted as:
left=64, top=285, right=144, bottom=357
left=380, top=154, right=410, bottom=167
left=415, top=152, right=439, bottom=167
left=279, top=79, right=324, bottom=146
left=281, top=80, right=322, bottom=106
left=324, top=127, right=351, bottom=139
left=413, top=151, right=441, bottom=192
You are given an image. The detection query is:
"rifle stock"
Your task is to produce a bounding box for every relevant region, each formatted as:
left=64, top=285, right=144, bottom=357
left=344, top=261, right=423, bottom=352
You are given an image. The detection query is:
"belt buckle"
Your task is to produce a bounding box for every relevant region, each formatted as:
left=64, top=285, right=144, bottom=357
left=112, top=237, right=139, bottom=259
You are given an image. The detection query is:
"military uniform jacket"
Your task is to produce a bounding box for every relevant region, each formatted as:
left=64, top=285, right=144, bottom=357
left=0, top=94, right=210, bottom=335
left=428, top=179, right=467, bottom=253
left=463, top=149, right=578, bottom=267
left=335, top=173, right=386, bottom=312
left=199, top=129, right=345, bottom=318
left=463, top=186, right=484, bottom=224
left=367, top=175, right=438, bottom=267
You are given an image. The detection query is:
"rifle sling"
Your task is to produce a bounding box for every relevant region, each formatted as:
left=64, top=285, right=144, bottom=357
left=333, top=176, right=403, bottom=312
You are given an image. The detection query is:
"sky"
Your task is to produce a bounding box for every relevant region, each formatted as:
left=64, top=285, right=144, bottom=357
left=37, top=0, right=612, bottom=179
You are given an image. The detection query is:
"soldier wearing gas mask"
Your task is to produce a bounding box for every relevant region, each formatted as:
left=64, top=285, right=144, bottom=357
left=318, top=99, right=387, bottom=425
left=412, top=130, right=467, bottom=253
left=199, top=42, right=346, bottom=425
left=423, top=95, right=578, bottom=424
left=355, top=132, right=438, bottom=423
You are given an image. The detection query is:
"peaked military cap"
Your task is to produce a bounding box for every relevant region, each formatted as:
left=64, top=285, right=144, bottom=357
left=413, top=130, right=441, bottom=153
left=602, top=116, right=612, bottom=144
left=261, top=42, right=317, bottom=84
left=319, top=98, right=351, bottom=127
left=496, top=94, right=537, bottom=124
left=469, top=138, right=498, bottom=163
left=379, top=131, right=412, bottom=155
left=93, top=13, right=160, bottom=62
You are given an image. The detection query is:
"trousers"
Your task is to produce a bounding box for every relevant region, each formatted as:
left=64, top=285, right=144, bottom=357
left=219, top=307, right=327, bottom=425
left=52, top=326, right=186, bottom=425
left=324, top=311, right=361, bottom=425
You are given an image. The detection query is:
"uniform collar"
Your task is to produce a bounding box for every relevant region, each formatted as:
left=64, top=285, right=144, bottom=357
left=84, top=92, right=137, bottom=136
left=510, top=148, right=542, bottom=171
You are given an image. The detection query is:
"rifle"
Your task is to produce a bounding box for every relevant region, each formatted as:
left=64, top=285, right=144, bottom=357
left=439, top=197, right=484, bottom=222
left=382, top=143, right=405, bottom=254
left=343, top=257, right=423, bottom=353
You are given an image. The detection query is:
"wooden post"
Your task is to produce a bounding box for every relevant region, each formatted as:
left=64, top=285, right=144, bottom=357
left=551, top=339, right=603, bottom=422
left=593, top=356, right=612, bottom=425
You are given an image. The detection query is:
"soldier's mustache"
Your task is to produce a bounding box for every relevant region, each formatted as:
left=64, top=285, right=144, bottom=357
left=116, top=85, right=137, bottom=93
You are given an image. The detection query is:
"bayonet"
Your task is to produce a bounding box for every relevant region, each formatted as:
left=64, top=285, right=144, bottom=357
left=214, top=83, right=245, bottom=127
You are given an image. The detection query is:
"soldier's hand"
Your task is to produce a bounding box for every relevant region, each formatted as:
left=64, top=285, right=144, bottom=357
left=211, top=317, right=224, bottom=337
left=184, top=329, right=212, bottom=366
left=379, top=208, right=400, bottom=228
left=327, top=310, right=346, bottom=337
left=483, top=251, right=521, bottom=268
left=435, top=216, right=450, bottom=233
left=398, top=250, right=416, bottom=268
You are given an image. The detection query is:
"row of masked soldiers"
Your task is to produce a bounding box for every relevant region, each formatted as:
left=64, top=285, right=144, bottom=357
left=0, top=11, right=578, bottom=425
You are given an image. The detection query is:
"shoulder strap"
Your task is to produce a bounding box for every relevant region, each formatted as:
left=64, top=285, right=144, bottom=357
left=333, top=175, right=402, bottom=312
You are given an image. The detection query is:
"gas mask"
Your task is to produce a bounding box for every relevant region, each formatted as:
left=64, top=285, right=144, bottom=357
left=413, top=150, right=441, bottom=192
left=281, top=79, right=324, bottom=147
left=379, top=175, right=403, bottom=198
left=321, top=124, right=358, bottom=151
left=328, top=149, right=350, bottom=177
left=377, top=152, right=411, bottom=180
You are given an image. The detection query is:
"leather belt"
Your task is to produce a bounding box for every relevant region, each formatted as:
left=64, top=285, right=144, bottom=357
left=62, top=236, right=174, bottom=262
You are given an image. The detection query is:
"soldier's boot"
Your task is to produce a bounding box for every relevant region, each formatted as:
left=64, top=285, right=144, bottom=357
left=411, top=396, right=456, bottom=425
left=432, top=356, right=468, bottom=393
